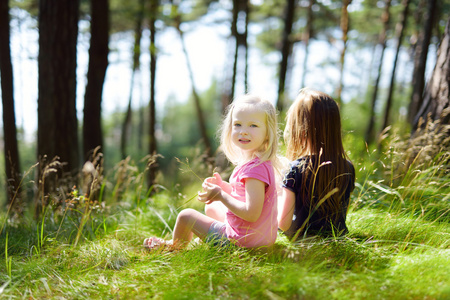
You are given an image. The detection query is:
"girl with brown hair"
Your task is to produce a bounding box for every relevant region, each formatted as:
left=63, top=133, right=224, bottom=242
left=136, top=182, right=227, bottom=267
left=278, top=88, right=355, bottom=240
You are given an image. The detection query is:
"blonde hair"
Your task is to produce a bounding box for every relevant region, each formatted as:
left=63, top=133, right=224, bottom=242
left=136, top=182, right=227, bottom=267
left=284, top=88, right=354, bottom=222
left=220, top=94, right=279, bottom=166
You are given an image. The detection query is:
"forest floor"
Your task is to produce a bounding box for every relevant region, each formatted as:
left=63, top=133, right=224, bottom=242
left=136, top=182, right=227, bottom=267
left=1, top=146, right=449, bottom=299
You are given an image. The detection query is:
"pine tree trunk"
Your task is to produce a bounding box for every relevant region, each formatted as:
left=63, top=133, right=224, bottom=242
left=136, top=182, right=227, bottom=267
left=301, top=0, right=314, bottom=89
left=37, top=0, right=80, bottom=209
left=276, top=0, right=296, bottom=112
left=243, top=0, right=249, bottom=93
left=83, top=0, right=109, bottom=161
left=174, top=6, right=212, bottom=158
left=229, top=0, right=239, bottom=105
left=365, top=0, right=391, bottom=145
left=121, top=0, right=144, bottom=159
left=408, top=0, right=438, bottom=122
left=226, top=0, right=249, bottom=110
left=336, top=0, right=351, bottom=105
left=0, top=0, right=22, bottom=212
left=381, top=0, right=411, bottom=132
left=38, top=0, right=80, bottom=164
left=412, top=17, right=450, bottom=130
left=148, top=0, right=159, bottom=187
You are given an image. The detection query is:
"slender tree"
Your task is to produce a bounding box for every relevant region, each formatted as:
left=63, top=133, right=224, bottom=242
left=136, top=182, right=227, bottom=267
left=300, top=0, right=314, bottom=89
left=276, top=0, right=297, bottom=112
left=0, top=0, right=22, bottom=211
left=243, top=0, right=250, bottom=94
left=365, top=0, right=391, bottom=145
left=381, top=0, right=411, bottom=132
left=172, top=2, right=213, bottom=158
left=148, top=0, right=159, bottom=187
left=83, top=0, right=110, bottom=162
left=412, top=17, right=450, bottom=130
left=37, top=0, right=80, bottom=211
left=227, top=0, right=250, bottom=110
left=336, top=0, right=351, bottom=105
left=121, top=0, right=145, bottom=159
left=408, top=0, right=438, bottom=122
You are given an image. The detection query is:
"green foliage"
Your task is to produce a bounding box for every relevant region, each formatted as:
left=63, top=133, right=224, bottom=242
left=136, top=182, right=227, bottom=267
left=1, top=129, right=450, bottom=298
left=2, top=1, right=450, bottom=297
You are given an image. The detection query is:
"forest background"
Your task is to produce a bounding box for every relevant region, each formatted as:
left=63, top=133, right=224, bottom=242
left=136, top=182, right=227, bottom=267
left=0, top=0, right=447, bottom=209
left=0, top=0, right=449, bottom=298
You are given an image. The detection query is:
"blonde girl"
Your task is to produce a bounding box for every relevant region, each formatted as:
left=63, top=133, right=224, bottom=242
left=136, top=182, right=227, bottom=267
left=278, top=88, right=355, bottom=240
left=144, top=94, right=280, bottom=250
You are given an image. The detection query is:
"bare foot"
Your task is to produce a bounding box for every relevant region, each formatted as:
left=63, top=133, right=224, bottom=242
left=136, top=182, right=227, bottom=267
left=143, top=237, right=174, bottom=251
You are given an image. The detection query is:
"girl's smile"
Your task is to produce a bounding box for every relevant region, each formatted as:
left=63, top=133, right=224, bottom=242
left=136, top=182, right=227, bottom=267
left=231, top=107, right=267, bottom=160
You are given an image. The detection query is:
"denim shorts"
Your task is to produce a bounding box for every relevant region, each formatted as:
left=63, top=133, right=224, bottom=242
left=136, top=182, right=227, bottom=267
left=205, top=221, right=230, bottom=246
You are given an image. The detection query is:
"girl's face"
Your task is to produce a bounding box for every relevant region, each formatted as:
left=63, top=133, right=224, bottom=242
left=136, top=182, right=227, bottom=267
left=231, top=106, right=267, bottom=161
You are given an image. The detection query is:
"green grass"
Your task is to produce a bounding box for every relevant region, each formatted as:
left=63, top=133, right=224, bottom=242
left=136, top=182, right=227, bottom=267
left=1, top=200, right=449, bottom=299
left=0, top=144, right=449, bottom=299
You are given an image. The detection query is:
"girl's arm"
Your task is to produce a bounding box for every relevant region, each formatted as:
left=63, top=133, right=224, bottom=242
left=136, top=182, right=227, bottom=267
left=198, top=178, right=265, bottom=223
left=277, top=188, right=295, bottom=231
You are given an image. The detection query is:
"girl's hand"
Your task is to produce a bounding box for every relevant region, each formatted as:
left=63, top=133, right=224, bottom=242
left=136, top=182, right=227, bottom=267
left=198, top=182, right=223, bottom=204
left=204, top=173, right=223, bottom=186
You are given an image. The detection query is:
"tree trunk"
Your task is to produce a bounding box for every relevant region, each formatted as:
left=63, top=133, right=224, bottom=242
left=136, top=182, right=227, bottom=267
left=37, top=0, right=80, bottom=209
left=336, top=0, right=351, bottom=105
left=178, top=27, right=213, bottom=157
left=300, top=0, right=314, bottom=89
left=148, top=0, right=159, bottom=187
left=365, top=0, right=391, bottom=145
left=412, top=17, right=450, bottom=130
left=172, top=4, right=212, bottom=158
left=276, top=0, right=296, bottom=112
left=226, top=0, right=249, bottom=111
left=408, top=0, right=438, bottom=122
left=121, top=0, right=144, bottom=159
left=0, top=0, right=22, bottom=213
left=243, top=0, right=249, bottom=93
left=83, top=0, right=109, bottom=162
left=229, top=0, right=239, bottom=105
left=381, top=0, right=411, bottom=132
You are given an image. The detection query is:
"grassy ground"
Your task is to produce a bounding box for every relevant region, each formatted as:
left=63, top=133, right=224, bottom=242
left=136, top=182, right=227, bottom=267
left=1, top=204, right=449, bottom=299
left=0, top=144, right=449, bottom=299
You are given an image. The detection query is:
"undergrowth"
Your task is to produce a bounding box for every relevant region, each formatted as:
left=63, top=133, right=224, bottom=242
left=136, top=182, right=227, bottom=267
left=0, top=130, right=449, bottom=299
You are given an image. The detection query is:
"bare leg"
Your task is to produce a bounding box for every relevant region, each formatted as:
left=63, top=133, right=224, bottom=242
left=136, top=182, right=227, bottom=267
left=205, top=201, right=227, bottom=222
left=172, top=208, right=216, bottom=248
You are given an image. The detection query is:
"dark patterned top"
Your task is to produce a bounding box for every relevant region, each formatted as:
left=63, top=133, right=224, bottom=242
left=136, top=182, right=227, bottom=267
left=281, top=156, right=355, bottom=239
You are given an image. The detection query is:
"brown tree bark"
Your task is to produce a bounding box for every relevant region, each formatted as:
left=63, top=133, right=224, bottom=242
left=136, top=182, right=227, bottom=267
left=336, top=0, right=351, bottom=105
left=121, top=0, right=144, bottom=159
left=224, top=0, right=250, bottom=112
left=83, top=0, right=110, bottom=162
left=300, top=0, right=314, bottom=89
left=365, top=0, right=391, bottom=145
left=0, top=0, right=22, bottom=212
left=408, top=0, right=438, bottom=122
left=412, top=17, right=450, bottom=130
left=148, top=0, right=159, bottom=187
left=172, top=3, right=213, bottom=158
left=381, top=0, right=411, bottom=132
left=37, top=0, right=80, bottom=187
left=276, top=0, right=296, bottom=112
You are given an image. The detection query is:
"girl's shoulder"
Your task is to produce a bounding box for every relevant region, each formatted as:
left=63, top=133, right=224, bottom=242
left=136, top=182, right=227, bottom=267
left=243, top=157, right=272, bottom=168
left=289, top=156, right=311, bottom=170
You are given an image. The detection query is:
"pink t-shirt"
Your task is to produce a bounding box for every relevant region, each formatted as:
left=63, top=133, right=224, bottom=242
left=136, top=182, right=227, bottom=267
left=225, top=158, right=278, bottom=248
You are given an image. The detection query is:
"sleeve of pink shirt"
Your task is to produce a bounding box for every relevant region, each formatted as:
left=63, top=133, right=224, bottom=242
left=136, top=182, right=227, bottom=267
left=237, top=160, right=272, bottom=187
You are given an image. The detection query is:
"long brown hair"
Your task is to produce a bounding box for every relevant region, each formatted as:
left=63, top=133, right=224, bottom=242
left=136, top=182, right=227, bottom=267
left=284, top=88, right=354, bottom=222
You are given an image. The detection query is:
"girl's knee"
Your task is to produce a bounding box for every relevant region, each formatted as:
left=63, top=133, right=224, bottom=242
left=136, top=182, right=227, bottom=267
left=177, top=208, right=198, bottom=224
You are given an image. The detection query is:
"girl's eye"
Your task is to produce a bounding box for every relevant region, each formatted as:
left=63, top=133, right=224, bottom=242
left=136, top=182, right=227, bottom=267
left=234, top=123, right=241, bottom=127
left=250, top=124, right=258, bottom=128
